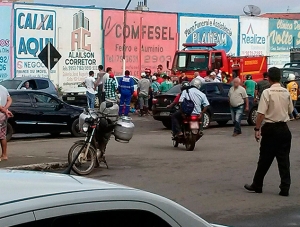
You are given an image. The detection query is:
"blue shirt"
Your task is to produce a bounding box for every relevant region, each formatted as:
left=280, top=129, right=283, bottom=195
left=119, top=76, right=134, bottom=95
left=179, top=87, right=210, bottom=114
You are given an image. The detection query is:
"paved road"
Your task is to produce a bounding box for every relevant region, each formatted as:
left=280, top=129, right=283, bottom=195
left=2, top=116, right=300, bottom=226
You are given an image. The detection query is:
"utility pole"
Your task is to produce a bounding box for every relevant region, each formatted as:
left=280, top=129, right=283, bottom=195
left=122, top=0, right=132, bottom=75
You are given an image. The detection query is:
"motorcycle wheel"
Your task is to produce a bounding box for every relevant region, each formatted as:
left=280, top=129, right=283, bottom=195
left=68, top=142, right=96, bottom=175
left=185, top=134, right=196, bottom=151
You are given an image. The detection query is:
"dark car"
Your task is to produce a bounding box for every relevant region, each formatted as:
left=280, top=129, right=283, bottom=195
left=6, top=90, right=83, bottom=141
left=152, top=83, right=257, bottom=129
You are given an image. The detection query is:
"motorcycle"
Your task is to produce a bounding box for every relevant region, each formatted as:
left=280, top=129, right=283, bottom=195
left=172, top=114, right=203, bottom=151
left=67, top=102, right=117, bottom=175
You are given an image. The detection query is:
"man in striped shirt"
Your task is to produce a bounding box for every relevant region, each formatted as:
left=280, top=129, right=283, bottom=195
left=104, top=73, right=117, bottom=101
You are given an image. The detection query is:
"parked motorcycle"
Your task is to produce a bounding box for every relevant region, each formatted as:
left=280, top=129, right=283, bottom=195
left=172, top=114, right=203, bottom=151
left=66, top=102, right=135, bottom=175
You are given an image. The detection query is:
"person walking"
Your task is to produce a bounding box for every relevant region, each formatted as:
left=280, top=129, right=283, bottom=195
left=137, top=73, right=151, bottom=116
left=104, top=72, right=117, bottom=101
left=255, top=72, right=270, bottom=101
left=0, top=85, right=12, bottom=161
left=286, top=73, right=300, bottom=120
left=228, top=78, right=249, bottom=136
left=244, top=67, right=294, bottom=197
left=96, top=65, right=106, bottom=104
left=118, top=70, right=134, bottom=116
left=244, top=74, right=257, bottom=97
left=102, top=67, right=112, bottom=102
left=83, top=71, right=96, bottom=109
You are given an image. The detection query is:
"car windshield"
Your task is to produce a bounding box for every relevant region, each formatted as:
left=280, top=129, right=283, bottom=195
left=166, top=85, right=181, bottom=94
left=0, top=80, right=22, bottom=89
left=174, top=53, right=209, bottom=71
left=281, top=69, right=300, bottom=79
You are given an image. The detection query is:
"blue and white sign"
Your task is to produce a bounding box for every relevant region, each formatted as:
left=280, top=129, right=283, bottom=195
left=14, top=5, right=57, bottom=77
left=240, top=17, right=269, bottom=56
left=0, top=4, right=12, bottom=81
left=269, top=19, right=300, bottom=52
left=178, top=14, right=239, bottom=55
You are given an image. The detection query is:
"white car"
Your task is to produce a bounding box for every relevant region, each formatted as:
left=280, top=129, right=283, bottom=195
left=62, top=76, right=139, bottom=107
left=0, top=170, right=227, bottom=227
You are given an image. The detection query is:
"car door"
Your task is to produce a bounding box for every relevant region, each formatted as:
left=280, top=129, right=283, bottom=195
left=30, top=93, right=69, bottom=133
left=202, top=83, right=228, bottom=120
left=10, top=93, right=38, bottom=133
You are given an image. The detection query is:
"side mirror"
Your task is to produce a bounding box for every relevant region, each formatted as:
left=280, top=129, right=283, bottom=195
left=166, top=61, right=170, bottom=69
left=106, top=102, right=113, bottom=108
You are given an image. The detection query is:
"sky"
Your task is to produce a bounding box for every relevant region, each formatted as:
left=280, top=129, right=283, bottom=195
left=36, top=0, right=300, bottom=14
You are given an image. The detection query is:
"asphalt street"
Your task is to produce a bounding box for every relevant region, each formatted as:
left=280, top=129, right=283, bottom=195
left=2, top=115, right=300, bottom=227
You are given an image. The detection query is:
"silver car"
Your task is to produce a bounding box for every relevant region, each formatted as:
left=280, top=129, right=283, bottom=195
left=0, top=170, right=227, bottom=227
left=0, top=77, right=58, bottom=97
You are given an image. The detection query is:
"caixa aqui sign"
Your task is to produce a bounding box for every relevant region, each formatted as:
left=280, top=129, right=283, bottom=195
left=15, top=8, right=56, bottom=59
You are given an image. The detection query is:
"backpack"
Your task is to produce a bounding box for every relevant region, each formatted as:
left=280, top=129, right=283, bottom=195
left=181, top=90, right=195, bottom=115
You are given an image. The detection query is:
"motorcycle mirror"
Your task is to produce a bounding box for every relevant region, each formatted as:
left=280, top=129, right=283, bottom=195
left=106, top=102, right=113, bottom=108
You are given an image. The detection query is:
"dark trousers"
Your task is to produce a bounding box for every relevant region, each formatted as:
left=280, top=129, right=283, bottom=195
left=97, top=84, right=105, bottom=103
left=171, top=110, right=183, bottom=135
left=253, top=123, right=292, bottom=191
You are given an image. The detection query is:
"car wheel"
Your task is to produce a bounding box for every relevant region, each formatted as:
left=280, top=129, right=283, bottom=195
left=70, top=118, right=83, bottom=137
left=216, top=120, right=228, bottom=126
left=162, top=120, right=172, bottom=129
left=6, top=123, right=13, bottom=142
left=202, top=112, right=211, bottom=129
left=247, top=107, right=257, bottom=126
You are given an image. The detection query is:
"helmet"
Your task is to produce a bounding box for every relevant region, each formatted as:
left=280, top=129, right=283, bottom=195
left=246, top=74, right=252, bottom=80
left=190, top=78, right=202, bottom=89
left=141, top=72, right=146, bottom=78
left=145, top=68, right=151, bottom=74
left=181, top=81, right=190, bottom=91
left=288, top=74, right=296, bottom=81
left=152, top=76, right=157, bottom=81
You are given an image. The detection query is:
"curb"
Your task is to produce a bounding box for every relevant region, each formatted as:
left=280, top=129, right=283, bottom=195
left=6, top=162, right=68, bottom=171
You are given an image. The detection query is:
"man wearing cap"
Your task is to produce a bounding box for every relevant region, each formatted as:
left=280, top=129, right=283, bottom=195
left=245, top=67, right=293, bottom=197
left=118, top=70, right=134, bottom=116
left=137, top=73, right=151, bottom=116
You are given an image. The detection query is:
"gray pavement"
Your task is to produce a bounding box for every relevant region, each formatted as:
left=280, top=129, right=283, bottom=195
left=1, top=116, right=300, bottom=226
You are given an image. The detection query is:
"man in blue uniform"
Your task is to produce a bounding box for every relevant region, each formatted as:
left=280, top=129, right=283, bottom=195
left=118, top=70, right=134, bottom=116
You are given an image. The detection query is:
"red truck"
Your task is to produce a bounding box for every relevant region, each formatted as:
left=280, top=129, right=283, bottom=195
left=167, top=43, right=268, bottom=83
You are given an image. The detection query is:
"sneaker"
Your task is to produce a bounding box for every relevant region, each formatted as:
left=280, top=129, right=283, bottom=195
left=296, top=114, right=300, bottom=120
left=290, top=118, right=295, bottom=121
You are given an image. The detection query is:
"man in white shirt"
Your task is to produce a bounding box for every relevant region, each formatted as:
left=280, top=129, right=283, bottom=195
left=194, top=72, right=206, bottom=84
left=172, top=78, right=209, bottom=136
left=83, top=71, right=97, bottom=109
left=95, top=65, right=106, bottom=103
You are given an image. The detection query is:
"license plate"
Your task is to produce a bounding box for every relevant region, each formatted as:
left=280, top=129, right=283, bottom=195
left=190, top=121, right=199, bottom=129
left=67, top=97, right=75, bottom=101
left=160, top=112, right=169, bottom=116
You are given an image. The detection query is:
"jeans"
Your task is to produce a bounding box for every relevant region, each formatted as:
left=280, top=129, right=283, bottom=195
left=86, top=91, right=95, bottom=109
left=290, top=100, right=299, bottom=118
left=119, top=93, right=132, bottom=116
left=230, top=105, right=244, bottom=134
left=139, top=94, right=149, bottom=109
left=253, top=123, right=291, bottom=191
left=171, top=110, right=183, bottom=135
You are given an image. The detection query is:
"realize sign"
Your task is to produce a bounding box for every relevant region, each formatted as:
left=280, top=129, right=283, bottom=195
left=38, top=42, right=61, bottom=70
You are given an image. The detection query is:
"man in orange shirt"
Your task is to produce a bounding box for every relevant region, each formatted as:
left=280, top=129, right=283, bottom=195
left=287, top=74, right=300, bottom=120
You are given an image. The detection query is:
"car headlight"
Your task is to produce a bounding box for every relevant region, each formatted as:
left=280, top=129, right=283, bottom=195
left=82, top=123, right=89, bottom=132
